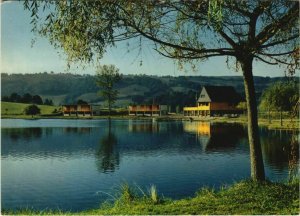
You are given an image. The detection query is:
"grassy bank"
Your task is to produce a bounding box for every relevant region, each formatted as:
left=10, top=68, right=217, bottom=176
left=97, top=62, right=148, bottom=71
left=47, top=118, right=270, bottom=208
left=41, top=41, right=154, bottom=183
left=3, top=179, right=299, bottom=215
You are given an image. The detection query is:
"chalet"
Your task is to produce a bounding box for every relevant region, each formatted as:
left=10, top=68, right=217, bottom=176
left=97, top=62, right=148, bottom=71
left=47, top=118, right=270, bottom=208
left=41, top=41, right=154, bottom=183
left=183, top=86, right=242, bottom=116
left=62, top=104, right=93, bottom=116
left=128, top=104, right=168, bottom=116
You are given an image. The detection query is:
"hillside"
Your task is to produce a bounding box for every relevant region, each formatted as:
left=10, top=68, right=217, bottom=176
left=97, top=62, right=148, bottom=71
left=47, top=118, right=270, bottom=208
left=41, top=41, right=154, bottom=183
left=1, top=102, right=58, bottom=116
left=1, top=73, right=285, bottom=109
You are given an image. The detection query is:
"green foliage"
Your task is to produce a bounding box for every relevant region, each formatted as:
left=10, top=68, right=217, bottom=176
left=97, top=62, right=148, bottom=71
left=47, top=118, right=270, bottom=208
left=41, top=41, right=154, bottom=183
left=24, top=1, right=299, bottom=75
left=96, top=65, right=122, bottom=113
left=1, top=91, right=53, bottom=105
left=24, top=104, right=41, bottom=116
left=260, top=81, right=299, bottom=112
left=236, top=102, right=247, bottom=110
left=32, top=95, right=43, bottom=105
left=77, top=99, right=88, bottom=104
left=44, top=98, right=54, bottom=106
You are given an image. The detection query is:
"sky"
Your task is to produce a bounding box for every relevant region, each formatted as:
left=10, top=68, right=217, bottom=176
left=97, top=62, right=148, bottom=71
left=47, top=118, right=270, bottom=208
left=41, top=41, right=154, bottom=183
left=0, top=1, right=296, bottom=77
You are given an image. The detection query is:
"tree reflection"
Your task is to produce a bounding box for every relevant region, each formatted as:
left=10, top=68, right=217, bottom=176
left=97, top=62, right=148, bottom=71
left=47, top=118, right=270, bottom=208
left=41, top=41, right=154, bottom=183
left=205, top=123, right=246, bottom=152
left=63, top=127, right=91, bottom=134
left=288, top=131, right=299, bottom=180
left=260, top=129, right=291, bottom=171
left=5, top=128, right=43, bottom=141
left=96, top=119, right=120, bottom=173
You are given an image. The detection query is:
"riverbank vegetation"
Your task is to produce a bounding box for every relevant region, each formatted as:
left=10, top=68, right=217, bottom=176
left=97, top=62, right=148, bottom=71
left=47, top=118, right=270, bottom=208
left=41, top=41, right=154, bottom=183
left=3, top=179, right=299, bottom=215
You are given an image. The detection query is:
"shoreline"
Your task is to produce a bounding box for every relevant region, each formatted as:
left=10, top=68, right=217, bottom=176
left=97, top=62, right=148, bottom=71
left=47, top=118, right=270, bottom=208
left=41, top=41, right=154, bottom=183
left=1, top=114, right=299, bottom=130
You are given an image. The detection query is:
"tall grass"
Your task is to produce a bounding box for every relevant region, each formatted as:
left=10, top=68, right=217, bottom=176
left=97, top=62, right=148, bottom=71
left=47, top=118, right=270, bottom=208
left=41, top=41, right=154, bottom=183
left=149, top=185, right=159, bottom=204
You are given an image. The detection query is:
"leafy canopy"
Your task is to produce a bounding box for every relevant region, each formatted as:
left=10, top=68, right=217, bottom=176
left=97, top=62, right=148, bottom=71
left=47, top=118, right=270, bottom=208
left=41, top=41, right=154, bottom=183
left=259, top=81, right=299, bottom=112
left=24, top=104, right=41, bottom=116
left=96, top=65, right=122, bottom=109
left=25, top=0, right=299, bottom=74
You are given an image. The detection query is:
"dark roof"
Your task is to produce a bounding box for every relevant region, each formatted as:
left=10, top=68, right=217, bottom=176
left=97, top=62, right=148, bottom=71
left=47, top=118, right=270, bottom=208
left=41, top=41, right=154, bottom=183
left=198, top=86, right=241, bottom=103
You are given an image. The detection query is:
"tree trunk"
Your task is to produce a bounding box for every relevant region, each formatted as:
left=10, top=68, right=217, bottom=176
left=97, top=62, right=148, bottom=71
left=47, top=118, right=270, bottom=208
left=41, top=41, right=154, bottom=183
left=241, top=58, right=265, bottom=181
left=268, top=107, right=271, bottom=124
left=280, top=109, right=283, bottom=126
left=108, top=100, right=111, bottom=117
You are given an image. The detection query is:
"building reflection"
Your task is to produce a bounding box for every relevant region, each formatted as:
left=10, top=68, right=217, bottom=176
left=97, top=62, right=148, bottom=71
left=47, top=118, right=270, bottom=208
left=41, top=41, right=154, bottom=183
left=128, top=120, right=159, bottom=133
left=183, top=121, right=299, bottom=173
left=96, top=120, right=120, bottom=173
left=183, top=121, right=246, bottom=152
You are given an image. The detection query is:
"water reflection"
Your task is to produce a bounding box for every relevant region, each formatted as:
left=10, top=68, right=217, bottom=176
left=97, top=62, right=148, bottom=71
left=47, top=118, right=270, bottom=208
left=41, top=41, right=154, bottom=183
left=63, top=127, right=92, bottom=134
left=182, top=121, right=299, bottom=171
left=288, top=132, right=299, bottom=180
left=183, top=122, right=247, bottom=152
left=2, top=127, right=43, bottom=141
left=96, top=120, right=120, bottom=173
left=260, top=128, right=291, bottom=171
left=1, top=119, right=299, bottom=212
left=128, top=120, right=159, bottom=133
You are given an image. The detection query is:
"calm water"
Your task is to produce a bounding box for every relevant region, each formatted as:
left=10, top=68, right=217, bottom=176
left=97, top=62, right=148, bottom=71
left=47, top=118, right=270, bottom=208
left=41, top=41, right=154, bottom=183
left=1, top=119, right=298, bottom=211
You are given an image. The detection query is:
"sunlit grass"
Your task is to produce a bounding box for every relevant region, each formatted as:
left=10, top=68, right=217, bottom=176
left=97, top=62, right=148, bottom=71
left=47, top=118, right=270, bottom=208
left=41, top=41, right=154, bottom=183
left=3, top=179, right=299, bottom=215
left=1, top=102, right=58, bottom=116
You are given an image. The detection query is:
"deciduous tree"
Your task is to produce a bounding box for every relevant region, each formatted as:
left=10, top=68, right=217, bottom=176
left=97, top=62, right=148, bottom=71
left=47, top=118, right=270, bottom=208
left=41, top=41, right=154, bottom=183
left=25, top=0, right=299, bottom=181
left=24, top=104, right=41, bottom=117
left=96, top=65, right=122, bottom=116
left=259, top=81, right=299, bottom=126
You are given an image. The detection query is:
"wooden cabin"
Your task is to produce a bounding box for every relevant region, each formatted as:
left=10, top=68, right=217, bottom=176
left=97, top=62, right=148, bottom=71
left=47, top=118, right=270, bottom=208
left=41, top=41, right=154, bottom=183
left=62, top=104, right=93, bottom=116
left=128, top=104, right=168, bottom=116
left=183, top=86, right=242, bottom=116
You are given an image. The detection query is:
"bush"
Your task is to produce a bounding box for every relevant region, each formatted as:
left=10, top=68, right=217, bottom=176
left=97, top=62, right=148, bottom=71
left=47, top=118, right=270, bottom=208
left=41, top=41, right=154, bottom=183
left=24, top=104, right=41, bottom=117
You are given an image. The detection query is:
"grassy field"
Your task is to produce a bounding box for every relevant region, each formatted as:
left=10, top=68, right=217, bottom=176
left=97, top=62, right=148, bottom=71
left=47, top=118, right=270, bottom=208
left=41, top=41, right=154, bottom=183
left=1, top=102, right=59, bottom=116
left=2, top=179, right=299, bottom=215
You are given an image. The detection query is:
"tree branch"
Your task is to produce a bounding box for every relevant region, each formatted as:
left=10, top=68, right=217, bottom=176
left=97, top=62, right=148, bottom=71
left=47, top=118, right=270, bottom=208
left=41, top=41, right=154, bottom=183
left=260, top=34, right=299, bottom=48
left=254, top=55, right=278, bottom=65
left=259, top=50, right=297, bottom=57
left=217, top=29, right=237, bottom=48
left=256, top=3, right=299, bottom=45
left=155, top=47, right=235, bottom=60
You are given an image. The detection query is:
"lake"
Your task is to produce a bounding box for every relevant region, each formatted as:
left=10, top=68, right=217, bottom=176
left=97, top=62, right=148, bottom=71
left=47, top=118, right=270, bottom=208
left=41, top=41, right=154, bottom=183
left=1, top=119, right=298, bottom=212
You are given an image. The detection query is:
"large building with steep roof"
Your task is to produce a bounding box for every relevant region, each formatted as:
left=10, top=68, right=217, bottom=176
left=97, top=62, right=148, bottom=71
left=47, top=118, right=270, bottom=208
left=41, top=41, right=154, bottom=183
left=184, top=86, right=242, bottom=116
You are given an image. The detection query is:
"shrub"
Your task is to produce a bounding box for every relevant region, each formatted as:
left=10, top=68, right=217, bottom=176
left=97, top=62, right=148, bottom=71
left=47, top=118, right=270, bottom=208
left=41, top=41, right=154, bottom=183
left=24, top=104, right=40, bottom=117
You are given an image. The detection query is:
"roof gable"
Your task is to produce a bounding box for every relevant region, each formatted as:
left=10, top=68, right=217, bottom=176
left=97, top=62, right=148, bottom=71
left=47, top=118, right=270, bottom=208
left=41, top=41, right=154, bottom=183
left=197, top=86, right=241, bottom=103
left=197, top=87, right=211, bottom=102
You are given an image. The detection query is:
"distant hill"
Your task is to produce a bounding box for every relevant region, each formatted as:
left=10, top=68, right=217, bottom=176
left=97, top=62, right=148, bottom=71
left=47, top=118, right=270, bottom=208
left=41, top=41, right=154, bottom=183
left=1, top=73, right=286, bottom=109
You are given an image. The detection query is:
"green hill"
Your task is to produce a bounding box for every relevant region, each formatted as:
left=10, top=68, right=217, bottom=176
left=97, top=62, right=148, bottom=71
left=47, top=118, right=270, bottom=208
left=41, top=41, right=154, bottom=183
left=1, top=73, right=287, bottom=108
left=1, top=102, right=58, bottom=116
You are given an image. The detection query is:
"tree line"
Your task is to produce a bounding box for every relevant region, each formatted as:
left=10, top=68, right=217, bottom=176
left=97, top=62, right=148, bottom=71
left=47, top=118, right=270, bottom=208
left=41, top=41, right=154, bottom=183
left=2, top=93, right=53, bottom=105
